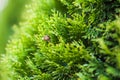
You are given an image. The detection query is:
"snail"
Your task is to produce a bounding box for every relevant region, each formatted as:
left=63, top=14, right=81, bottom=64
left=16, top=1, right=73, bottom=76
left=42, top=35, right=50, bottom=41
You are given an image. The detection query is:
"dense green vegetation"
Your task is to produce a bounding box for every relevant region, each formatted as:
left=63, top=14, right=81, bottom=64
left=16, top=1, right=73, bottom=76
left=1, top=0, right=120, bottom=80
left=0, top=0, right=28, bottom=79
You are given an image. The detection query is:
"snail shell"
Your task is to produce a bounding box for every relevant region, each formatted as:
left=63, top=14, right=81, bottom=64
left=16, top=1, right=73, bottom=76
left=43, top=35, right=50, bottom=41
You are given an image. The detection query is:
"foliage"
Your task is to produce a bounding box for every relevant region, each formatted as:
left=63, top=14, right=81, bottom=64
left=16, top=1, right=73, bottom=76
left=1, top=0, right=120, bottom=80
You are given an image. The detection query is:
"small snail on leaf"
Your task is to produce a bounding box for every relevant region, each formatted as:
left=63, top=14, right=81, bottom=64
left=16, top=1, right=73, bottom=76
left=42, top=35, right=50, bottom=41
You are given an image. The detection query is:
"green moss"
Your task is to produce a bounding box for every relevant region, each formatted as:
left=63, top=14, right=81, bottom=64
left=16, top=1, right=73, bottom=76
left=1, top=0, right=120, bottom=80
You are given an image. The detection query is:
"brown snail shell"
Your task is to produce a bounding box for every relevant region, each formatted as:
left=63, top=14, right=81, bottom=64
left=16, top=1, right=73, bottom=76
left=43, top=35, right=50, bottom=41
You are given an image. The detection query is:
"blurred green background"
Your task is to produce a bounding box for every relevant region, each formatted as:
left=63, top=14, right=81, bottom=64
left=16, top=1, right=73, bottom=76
left=0, top=0, right=28, bottom=53
left=0, top=1, right=29, bottom=79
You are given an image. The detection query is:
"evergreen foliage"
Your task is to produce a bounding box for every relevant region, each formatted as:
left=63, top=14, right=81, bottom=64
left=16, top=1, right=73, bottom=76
left=1, top=0, right=120, bottom=80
